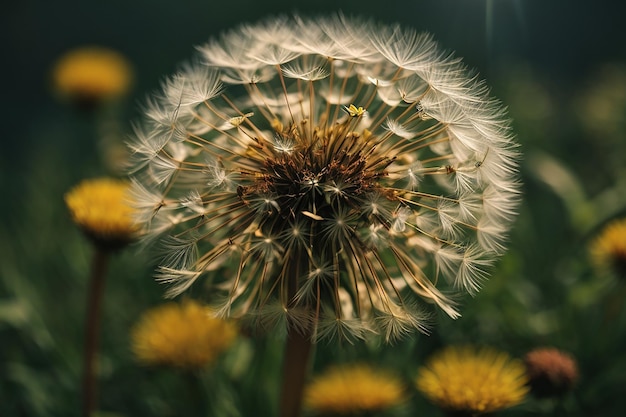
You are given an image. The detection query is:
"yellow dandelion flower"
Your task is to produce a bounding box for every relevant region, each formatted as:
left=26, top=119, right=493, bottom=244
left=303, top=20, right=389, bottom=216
left=589, top=218, right=626, bottom=280
left=304, top=363, right=405, bottom=415
left=416, top=346, right=528, bottom=415
left=52, top=46, right=133, bottom=107
left=524, top=347, right=579, bottom=398
left=131, top=299, right=238, bottom=370
left=65, top=178, right=138, bottom=250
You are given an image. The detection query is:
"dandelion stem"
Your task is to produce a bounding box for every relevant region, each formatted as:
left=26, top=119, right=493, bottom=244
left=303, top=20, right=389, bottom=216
left=553, top=395, right=568, bottom=417
left=279, top=260, right=314, bottom=417
left=81, top=248, right=110, bottom=417
left=279, top=327, right=314, bottom=417
left=183, top=370, right=210, bottom=416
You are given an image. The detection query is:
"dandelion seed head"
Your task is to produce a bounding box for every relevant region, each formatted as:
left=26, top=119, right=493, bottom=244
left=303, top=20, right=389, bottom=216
left=524, top=347, right=579, bottom=399
left=128, top=14, right=521, bottom=341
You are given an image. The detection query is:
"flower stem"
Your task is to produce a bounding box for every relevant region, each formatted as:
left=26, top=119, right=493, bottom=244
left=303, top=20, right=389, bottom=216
left=279, top=326, right=314, bottom=417
left=81, top=248, right=110, bottom=417
left=183, top=370, right=210, bottom=416
left=278, top=260, right=315, bottom=417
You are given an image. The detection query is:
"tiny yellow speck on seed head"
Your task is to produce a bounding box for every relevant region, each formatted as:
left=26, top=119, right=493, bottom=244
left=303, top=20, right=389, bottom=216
left=416, top=346, right=528, bottom=415
left=304, top=363, right=405, bottom=415
left=52, top=46, right=133, bottom=108
left=65, top=178, right=138, bottom=251
left=344, top=104, right=366, bottom=117
left=131, top=299, right=238, bottom=370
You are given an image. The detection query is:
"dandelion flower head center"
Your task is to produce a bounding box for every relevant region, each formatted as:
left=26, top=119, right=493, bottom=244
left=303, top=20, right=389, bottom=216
left=240, top=119, right=390, bottom=225
left=128, top=15, right=521, bottom=341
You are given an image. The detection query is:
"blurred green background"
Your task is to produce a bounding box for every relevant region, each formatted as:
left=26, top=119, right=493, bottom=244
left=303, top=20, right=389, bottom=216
left=2, top=0, right=626, bottom=416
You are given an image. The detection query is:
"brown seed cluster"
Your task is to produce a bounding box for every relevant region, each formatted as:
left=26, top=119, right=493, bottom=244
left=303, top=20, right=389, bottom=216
left=524, top=347, right=579, bottom=398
